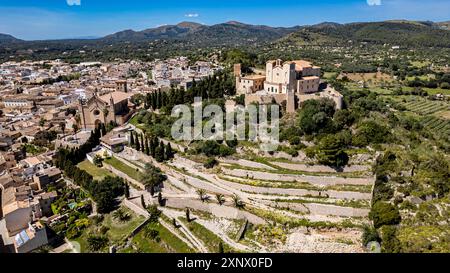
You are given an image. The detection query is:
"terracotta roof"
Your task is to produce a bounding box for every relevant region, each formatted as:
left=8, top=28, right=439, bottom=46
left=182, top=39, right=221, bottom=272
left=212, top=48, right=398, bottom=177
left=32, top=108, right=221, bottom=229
left=98, top=91, right=132, bottom=105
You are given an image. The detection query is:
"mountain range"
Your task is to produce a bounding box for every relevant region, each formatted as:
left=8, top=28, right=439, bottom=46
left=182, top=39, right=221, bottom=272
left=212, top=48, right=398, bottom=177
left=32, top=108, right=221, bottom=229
left=2, top=20, right=450, bottom=44
left=1, top=20, right=450, bottom=62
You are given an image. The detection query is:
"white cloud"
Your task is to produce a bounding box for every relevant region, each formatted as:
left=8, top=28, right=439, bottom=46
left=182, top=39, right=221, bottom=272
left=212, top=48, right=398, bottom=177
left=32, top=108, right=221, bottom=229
left=367, top=0, right=382, bottom=6
left=185, top=13, right=199, bottom=18
left=66, top=0, right=81, bottom=6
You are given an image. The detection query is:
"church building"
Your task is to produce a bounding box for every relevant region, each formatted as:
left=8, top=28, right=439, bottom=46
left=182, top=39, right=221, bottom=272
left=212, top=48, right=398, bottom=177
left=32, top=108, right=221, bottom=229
left=78, top=81, right=135, bottom=130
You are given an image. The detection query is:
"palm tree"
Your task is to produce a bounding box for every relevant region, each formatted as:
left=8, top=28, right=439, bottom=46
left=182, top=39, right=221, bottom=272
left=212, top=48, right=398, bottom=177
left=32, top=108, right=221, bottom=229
left=232, top=194, right=244, bottom=209
left=112, top=208, right=130, bottom=222
left=215, top=194, right=225, bottom=205
left=196, top=189, right=207, bottom=202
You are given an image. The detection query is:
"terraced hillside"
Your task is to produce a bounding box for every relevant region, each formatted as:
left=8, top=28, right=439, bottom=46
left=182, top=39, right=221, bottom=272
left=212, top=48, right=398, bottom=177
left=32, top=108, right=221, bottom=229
left=102, top=141, right=376, bottom=253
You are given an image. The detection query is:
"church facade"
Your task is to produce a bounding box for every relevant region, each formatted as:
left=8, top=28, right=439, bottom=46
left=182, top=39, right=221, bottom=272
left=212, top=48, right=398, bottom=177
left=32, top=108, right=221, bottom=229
left=78, top=90, right=135, bottom=130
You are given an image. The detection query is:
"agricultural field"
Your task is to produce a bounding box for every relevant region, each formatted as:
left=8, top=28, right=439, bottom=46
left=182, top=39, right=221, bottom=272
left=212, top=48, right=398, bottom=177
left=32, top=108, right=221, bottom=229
left=420, top=116, right=450, bottom=140
left=401, top=99, right=449, bottom=115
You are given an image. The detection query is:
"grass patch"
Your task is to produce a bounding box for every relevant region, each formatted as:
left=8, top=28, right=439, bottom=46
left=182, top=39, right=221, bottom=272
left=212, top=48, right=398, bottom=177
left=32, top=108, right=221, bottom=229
left=179, top=218, right=234, bottom=253
left=77, top=160, right=115, bottom=181
left=121, top=221, right=194, bottom=253
left=104, top=156, right=142, bottom=181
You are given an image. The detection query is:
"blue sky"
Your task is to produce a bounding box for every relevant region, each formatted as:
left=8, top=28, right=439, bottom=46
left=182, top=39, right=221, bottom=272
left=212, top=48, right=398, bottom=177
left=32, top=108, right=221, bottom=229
left=1, top=0, right=449, bottom=40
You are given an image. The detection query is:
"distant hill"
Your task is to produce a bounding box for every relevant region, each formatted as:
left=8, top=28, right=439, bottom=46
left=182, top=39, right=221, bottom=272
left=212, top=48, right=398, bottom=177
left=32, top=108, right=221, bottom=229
left=278, top=20, right=450, bottom=48
left=1, top=20, right=450, bottom=62
left=102, top=21, right=301, bottom=46
left=0, top=33, right=21, bottom=43
left=102, top=22, right=204, bottom=41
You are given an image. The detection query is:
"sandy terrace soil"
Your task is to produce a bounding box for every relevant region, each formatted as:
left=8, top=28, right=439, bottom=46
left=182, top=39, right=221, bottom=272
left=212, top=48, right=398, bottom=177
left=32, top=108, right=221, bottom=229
left=269, top=161, right=370, bottom=173
left=281, top=228, right=365, bottom=253
left=222, top=168, right=375, bottom=186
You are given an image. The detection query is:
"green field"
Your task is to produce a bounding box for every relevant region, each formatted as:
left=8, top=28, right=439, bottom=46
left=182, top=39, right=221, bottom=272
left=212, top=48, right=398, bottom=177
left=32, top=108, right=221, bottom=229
left=120, top=221, right=194, bottom=253
left=77, top=160, right=115, bottom=180
left=104, top=157, right=142, bottom=181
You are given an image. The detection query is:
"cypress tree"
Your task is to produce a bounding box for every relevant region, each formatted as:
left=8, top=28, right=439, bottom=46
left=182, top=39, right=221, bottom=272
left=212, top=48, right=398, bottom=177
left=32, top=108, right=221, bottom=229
left=101, top=123, right=106, bottom=136
left=186, top=208, right=190, bottom=222
left=135, top=134, right=140, bottom=151
left=155, top=145, right=164, bottom=162
left=151, top=93, right=157, bottom=110
left=150, top=137, right=157, bottom=157
left=165, top=143, right=173, bottom=160
left=150, top=185, right=155, bottom=196
left=145, top=138, right=150, bottom=155
left=130, top=131, right=135, bottom=147
left=124, top=183, right=130, bottom=199
left=140, top=194, right=145, bottom=208
left=142, top=136, right=147, bottom=155
left=158, top=192, right=163, bottom=206
left=140, top=134, right=145, bottom=153
left=156, top=91, right=161, bottom=109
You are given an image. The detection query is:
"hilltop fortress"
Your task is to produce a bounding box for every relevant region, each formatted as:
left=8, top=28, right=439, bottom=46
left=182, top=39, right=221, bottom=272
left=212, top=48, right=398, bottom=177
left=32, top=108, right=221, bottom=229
left=235, top=59, right=343, bottom=113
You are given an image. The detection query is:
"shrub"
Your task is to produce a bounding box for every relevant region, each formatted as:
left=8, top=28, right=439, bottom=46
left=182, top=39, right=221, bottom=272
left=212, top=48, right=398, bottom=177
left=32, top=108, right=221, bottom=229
left=362, top=224, right=381, bottom=247
left=204, top=158, right=218, bottom=169
left=289, top=136, right=301, bottom=146
left=144, top=226, right=161, bottom=242
left=315, top=134, right=349, bottom=168
left=353, top=120, right=390, bottom=147
left=87, top=234, right=109, bottom=251
left=380, top=225, right=401, bottom=253
left=369, top=201, right=401, bottom=228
